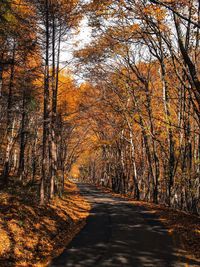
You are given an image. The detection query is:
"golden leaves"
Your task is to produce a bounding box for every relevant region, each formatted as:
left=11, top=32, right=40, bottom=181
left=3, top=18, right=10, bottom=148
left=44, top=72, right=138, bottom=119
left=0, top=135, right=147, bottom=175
left=143, top=4, right=166, bottom=22
left=0, top=180, right=91, bottom=266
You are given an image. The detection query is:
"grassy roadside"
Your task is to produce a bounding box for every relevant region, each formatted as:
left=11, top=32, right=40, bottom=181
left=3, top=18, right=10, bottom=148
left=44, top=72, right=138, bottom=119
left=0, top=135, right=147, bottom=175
left=96, top=185, right=200, bottom=260
left=0, top=179, right=91, bottom=267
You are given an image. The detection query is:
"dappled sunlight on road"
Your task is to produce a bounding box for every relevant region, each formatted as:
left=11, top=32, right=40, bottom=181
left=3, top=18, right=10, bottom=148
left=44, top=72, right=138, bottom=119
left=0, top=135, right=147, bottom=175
left=50, top=183, right=200, bottom=267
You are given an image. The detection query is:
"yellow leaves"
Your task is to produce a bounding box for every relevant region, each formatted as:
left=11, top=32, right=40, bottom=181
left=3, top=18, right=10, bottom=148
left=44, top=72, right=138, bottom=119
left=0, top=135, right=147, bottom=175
left=130, top=23, right=140, bottom=33
left=0, top=226, right=11, bottom=256
left=0, top=180, right=91, bottom=266
left=3, top=11, right=17, bottom=24
left=89, top=0, right=113, bottom=12
left=143, top=4, right=166, bottom=23
left=112, top=42, right=127, bottom=57
left=99, top=139, right=114, bottom=146
left=13, top=0, right=34, bottom=17
left=75, top=22, right=141, bottom=64
left=95, top=9, right=107, bottom=16
left=57, top=71, right=79, bottom=117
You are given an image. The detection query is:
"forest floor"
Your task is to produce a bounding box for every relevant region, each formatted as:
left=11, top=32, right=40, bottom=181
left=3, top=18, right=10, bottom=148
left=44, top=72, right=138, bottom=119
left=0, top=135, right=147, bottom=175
left=0, top=179, right=91, bottom=267
left=96, top=185, right=200, bottom=261
left=0, top=179, right=199, bottom=267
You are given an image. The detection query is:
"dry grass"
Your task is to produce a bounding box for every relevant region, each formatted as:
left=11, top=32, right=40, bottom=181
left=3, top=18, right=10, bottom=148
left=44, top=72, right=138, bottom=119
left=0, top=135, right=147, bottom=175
left=0, top=180, right=91, bottom=267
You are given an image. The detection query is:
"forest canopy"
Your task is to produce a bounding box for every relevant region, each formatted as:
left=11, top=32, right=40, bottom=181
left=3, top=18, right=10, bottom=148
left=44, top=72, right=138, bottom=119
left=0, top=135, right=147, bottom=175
left=0, top=0, right=199, bottom=214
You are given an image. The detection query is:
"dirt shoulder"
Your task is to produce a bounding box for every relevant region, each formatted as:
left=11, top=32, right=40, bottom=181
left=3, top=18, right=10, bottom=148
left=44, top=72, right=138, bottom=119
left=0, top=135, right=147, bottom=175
left=96, top=185, right=200, bottom=260
left=0, top=180, right=91, bottom=267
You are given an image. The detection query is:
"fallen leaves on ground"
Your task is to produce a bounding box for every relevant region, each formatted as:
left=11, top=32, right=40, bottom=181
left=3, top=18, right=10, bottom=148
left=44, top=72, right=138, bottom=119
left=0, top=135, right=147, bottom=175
left=0, top=179, right=91, bottom=267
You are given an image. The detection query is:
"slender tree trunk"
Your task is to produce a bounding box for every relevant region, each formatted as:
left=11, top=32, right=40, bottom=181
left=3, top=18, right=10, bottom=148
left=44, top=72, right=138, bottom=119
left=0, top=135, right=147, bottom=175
left=129, top=130, right=140, bottom=200
left=160, top=61, right=175, bottom=206
left=1, top=42, right=16, bottom=185
left=0, top=64, right=3, bottom=98
left=40, top=0, right=50, bottom=205
left=174, top=15, right=200, bottom=110
left=18, top=88, right=26, bottom=181
left=50, top=11, right=56, bottom=199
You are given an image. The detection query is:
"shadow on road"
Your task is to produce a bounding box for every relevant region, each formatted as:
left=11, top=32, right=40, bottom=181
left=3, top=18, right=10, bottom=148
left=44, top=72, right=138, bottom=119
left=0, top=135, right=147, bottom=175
left=50, top=183, right=200, bottom=267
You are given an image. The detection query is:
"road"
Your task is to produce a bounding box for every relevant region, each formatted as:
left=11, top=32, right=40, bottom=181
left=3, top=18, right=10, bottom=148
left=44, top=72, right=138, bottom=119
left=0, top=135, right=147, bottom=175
left=50, top=183, right=200, bottom=267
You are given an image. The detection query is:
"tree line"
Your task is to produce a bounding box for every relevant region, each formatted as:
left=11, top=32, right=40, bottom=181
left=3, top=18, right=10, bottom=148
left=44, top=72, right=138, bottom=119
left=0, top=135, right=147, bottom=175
left=76, top=0, right=200, bottom=214
left=0, top=0, right=200, bottom=214
left=0, top=0, right=84, bottom=204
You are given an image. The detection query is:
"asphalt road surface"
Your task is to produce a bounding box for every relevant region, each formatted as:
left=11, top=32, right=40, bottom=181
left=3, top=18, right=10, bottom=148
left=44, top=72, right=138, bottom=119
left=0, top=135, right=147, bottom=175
left=50, top=183, right=200, bottom=267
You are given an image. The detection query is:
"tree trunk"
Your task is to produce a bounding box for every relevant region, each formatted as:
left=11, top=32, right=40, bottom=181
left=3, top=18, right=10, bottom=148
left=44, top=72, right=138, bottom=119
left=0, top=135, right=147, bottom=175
left=1, top=42, right=16, bottom=185
left=40, top=0, right=50, bottom=205
left=18, top=88, right=26, bottom=181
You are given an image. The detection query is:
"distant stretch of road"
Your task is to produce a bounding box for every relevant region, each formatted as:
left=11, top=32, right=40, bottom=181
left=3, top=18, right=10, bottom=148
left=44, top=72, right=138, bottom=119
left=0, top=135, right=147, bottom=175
left=50, top=183, right=200, bottom=267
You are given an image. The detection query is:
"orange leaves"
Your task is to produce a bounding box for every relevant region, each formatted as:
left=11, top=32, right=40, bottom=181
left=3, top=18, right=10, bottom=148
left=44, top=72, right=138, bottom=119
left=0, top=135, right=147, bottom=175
left=57, top=71, right=80, bottom=118
left=0, top=180, right=91, bottom=266
left=143, top=4, right=166, bottom=22
left=12, top=0, right=35, bottom=17
left=87, top=0, right=114, bottom=13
